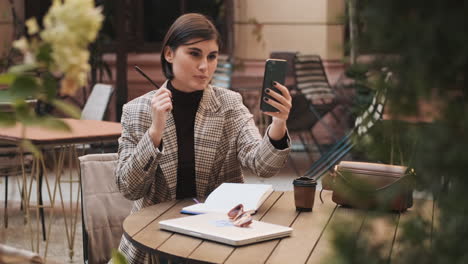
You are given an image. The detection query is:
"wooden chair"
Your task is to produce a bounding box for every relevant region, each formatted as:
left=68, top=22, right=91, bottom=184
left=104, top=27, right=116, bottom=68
left=287, top=54, right=348, bottom=157
left=294, top=54, right=337, bottom=105
left=211, top=54, right=233, bottom=89
left=268, top=52, right=336, bottom=174
left=285, top=90, right=324, bottom=175
left=79, top=153, right=133, bottom=264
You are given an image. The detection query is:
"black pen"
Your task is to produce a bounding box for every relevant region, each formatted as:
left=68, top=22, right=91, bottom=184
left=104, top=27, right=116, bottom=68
left=134, top=66, right=160, bottom=89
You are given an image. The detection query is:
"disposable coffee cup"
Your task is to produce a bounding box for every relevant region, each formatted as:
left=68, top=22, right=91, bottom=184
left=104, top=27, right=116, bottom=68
left=293, top=176, right=317, bottom=212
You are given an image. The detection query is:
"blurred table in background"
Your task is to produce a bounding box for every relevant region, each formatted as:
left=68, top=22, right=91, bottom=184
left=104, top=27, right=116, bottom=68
left=0, top=118, right=121, bottom=261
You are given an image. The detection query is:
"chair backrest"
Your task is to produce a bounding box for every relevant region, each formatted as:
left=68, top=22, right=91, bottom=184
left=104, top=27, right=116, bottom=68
left=353, top=70, right=391, bottom=136
left=294, top=54, right=335, bottom=103
left=79, top=153, right=132, bottom=264
left=355, top=90, right=387, bottom=136
left=81, top=84, right=114, bottom=120
left=211, top=54, right=233, bottom=89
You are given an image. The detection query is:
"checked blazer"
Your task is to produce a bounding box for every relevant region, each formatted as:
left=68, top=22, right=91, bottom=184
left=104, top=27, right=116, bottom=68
left=116, top=81, right=290, bottom=263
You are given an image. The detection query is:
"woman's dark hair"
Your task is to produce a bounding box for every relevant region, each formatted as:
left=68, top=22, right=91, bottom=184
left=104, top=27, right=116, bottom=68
left=161, top=13, right=222, bottom=79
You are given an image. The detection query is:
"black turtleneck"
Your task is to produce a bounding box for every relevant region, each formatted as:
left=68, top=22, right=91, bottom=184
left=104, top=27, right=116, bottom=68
left=166, top=81, right=288, bottom=198
left=167, top=81, right=203, bottom=199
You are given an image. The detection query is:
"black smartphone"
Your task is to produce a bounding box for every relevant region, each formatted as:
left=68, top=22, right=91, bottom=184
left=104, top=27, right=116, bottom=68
left=260, top=59, right=287, bottom=112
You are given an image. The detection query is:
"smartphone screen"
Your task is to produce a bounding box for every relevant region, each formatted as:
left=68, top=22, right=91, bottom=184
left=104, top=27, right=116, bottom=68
left=260, top=59, right=287, bottom=112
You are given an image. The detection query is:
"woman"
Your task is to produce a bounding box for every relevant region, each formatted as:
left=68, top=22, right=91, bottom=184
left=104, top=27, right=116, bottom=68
left=116, top=13, right=292, bottom=263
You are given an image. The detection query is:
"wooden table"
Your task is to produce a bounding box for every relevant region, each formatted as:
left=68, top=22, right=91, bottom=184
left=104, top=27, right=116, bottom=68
left=0, top=118, right=121, bottom=145
left=123, top=190, right=435, bottom=264
left=0, top=118, right=121, bottom=260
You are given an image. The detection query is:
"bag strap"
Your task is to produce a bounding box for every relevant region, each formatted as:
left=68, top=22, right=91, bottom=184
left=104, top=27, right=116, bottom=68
left=332, top=167, right=414, bottom=193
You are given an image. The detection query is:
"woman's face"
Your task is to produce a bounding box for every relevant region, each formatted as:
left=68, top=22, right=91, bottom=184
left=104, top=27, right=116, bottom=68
left=165, top=38, right=219, bottom=92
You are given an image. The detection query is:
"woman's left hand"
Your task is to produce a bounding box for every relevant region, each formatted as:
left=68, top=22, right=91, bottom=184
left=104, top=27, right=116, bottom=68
left=263, top=82, right=292, bottom=140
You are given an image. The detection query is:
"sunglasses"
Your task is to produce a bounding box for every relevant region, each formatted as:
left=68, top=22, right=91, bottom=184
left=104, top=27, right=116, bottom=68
left=227, top=204, right=255, bottom=227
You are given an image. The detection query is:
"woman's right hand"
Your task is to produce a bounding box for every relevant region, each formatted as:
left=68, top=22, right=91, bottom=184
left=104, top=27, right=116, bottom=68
left=148, top=87, right=172, bottom=147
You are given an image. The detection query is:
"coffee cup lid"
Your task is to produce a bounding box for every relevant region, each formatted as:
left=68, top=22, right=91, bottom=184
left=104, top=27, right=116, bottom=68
left=293, top=176, right=317, bottom=187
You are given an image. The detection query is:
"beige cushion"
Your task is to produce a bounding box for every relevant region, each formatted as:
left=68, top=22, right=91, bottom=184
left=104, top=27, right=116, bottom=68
left=79, top=153, right=133, bottom=264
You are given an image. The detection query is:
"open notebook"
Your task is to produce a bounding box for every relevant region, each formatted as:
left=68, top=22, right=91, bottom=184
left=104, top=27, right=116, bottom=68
left=159, top=213, right=292, bottom=246
left=181, top=183, right=273, bottom=215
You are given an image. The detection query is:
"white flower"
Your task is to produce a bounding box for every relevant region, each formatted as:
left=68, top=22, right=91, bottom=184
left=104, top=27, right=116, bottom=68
left=26, top=18, right=39, bottom=35
left=12, top=37, right=29, bottom=53
left=9, top=0, right=103, bottom=96
left=24, top=52, right=36, bottom=65
left=12, top=37, right=37, bottom=65
left=40, top=0, right=103, bottom=95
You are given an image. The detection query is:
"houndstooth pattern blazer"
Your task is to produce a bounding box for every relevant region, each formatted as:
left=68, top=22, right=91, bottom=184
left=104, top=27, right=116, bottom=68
left=116, top=81, right=290, bottom=263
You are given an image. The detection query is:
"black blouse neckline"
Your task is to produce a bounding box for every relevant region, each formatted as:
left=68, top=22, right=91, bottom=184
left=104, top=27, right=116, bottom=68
left=167, top=81, right=203, bottom=104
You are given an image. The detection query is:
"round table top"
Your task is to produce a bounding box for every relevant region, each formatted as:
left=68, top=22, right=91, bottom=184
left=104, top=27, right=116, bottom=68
left=122, top=190, right=340, bottom=264
left=123, top=189, right=433, bottom=264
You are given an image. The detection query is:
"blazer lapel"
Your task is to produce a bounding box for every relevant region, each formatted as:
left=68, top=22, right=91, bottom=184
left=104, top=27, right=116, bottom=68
left=157, top=81, right=178, bottom=199
left=194, top=85, right=224, bottom=196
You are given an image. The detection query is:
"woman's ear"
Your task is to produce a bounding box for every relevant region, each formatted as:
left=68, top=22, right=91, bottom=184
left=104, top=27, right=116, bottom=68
left=164, top=47, right=174, bottom=63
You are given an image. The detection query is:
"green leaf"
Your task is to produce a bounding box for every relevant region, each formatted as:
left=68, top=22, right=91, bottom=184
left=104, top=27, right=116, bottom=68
left=0, top=112, right=16, bottom=127
left=52, top=99, right=81, bottom=119
left=111, top=250, right=128, bottom=264
left=0, top=90, right=13, bottom=102
left=14, top=101, right=37, bottom=125
left=10, top=75, right=39, bottom=99
left=0, top=73, right=17, bottom=85
left=9, top=63, right=38, bottom=74
left=36, top=43, right=53, bottom=65
left=42, top=73, right=58, bottom=100
left=20, top=139, right=42, bottom=159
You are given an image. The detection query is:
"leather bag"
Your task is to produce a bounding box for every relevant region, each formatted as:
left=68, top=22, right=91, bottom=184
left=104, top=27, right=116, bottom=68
left=330, top=161, right=414, bottom=211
